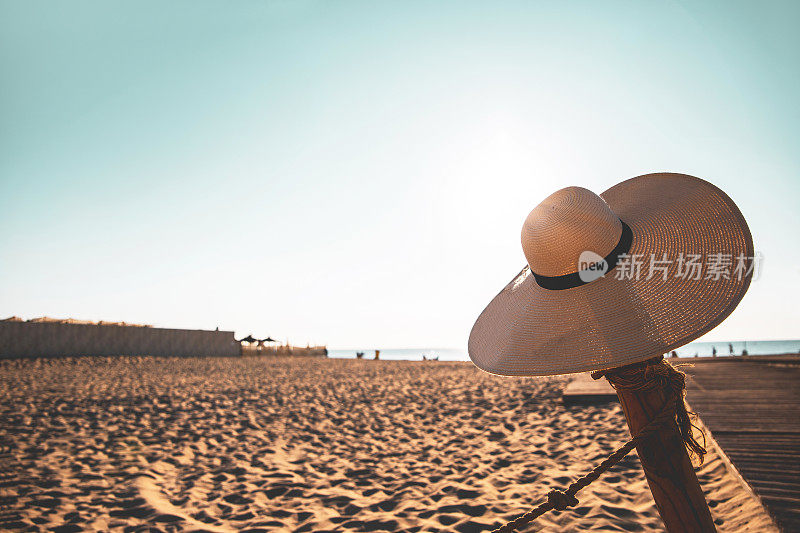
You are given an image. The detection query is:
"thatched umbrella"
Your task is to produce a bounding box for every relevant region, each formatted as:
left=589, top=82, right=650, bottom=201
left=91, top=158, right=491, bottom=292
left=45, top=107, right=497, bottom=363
left=257, top=336, right=278, bottom=354
left=238, top=335, right=257, bottom=344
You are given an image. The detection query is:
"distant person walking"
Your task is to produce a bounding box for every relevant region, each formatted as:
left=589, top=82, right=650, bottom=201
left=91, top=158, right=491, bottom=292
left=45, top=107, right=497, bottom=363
left=729, top=343, right=734, bottom=355
left=712, top=346, right=717, bottom=357
left=374, top=349, right=380, bottom=360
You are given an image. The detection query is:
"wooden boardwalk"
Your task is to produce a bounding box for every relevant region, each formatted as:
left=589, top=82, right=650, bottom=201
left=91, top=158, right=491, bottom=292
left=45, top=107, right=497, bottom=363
left=682, top=355, right=800, bottom=532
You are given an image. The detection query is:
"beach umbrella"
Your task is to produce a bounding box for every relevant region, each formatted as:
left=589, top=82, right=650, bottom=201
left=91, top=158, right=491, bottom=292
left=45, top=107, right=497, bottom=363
left=238, top=335, right=257, bottom=343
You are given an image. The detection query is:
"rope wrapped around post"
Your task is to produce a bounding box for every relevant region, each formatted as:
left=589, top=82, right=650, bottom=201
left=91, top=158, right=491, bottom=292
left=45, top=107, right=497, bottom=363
left=491, top=358, right=704, bottom=533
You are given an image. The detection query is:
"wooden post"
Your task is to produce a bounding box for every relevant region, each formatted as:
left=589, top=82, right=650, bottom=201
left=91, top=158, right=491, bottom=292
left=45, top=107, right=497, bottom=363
left=601, top=357, right=716, bottom=532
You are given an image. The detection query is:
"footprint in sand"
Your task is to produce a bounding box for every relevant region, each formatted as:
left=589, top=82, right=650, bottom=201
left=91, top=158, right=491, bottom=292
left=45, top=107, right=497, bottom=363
left=136, top=476, right=234, bottom=533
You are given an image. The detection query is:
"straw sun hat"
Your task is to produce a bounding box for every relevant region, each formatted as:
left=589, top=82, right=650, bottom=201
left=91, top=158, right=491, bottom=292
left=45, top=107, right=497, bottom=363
left=469, top=173, right=754, bottom=376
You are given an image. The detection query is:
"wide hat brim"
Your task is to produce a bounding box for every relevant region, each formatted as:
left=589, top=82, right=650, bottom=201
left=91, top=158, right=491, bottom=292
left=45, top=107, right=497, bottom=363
left=468, top=173, right=754, bottom=376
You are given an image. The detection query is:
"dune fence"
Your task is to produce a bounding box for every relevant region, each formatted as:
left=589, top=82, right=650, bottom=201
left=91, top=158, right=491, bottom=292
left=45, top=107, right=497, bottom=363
left=0, top=317, right=239, bottom=358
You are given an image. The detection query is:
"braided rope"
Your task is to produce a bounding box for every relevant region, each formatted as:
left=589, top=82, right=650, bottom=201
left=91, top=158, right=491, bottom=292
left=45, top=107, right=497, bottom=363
left=491, top=359, right=703, bottom=533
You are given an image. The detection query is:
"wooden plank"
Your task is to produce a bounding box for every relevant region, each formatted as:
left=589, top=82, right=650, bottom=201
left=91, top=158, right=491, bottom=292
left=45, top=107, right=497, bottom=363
left=562, top=372, right=617, bottom=404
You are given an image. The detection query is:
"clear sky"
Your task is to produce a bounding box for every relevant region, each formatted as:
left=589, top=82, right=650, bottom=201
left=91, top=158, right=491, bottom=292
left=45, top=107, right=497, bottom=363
left=1, top=1, right=798, bottom=349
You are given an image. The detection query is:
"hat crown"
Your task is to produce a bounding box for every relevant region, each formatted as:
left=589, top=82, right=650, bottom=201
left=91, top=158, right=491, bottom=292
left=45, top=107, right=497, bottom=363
left=521, top=186, right=622, bottom=277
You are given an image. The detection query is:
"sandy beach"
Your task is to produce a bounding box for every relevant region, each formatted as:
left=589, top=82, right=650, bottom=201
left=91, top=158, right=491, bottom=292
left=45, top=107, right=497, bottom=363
left=0, top=356, right=776, bottom=532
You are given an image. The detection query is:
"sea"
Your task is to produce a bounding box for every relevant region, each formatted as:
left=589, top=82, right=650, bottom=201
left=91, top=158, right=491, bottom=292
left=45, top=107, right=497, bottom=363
left=329, top=340, right=800, bottom=361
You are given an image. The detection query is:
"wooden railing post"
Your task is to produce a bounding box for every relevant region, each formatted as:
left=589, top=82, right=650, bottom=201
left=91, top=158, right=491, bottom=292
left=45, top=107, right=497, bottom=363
left=601, top=357, right=716, bottom=532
